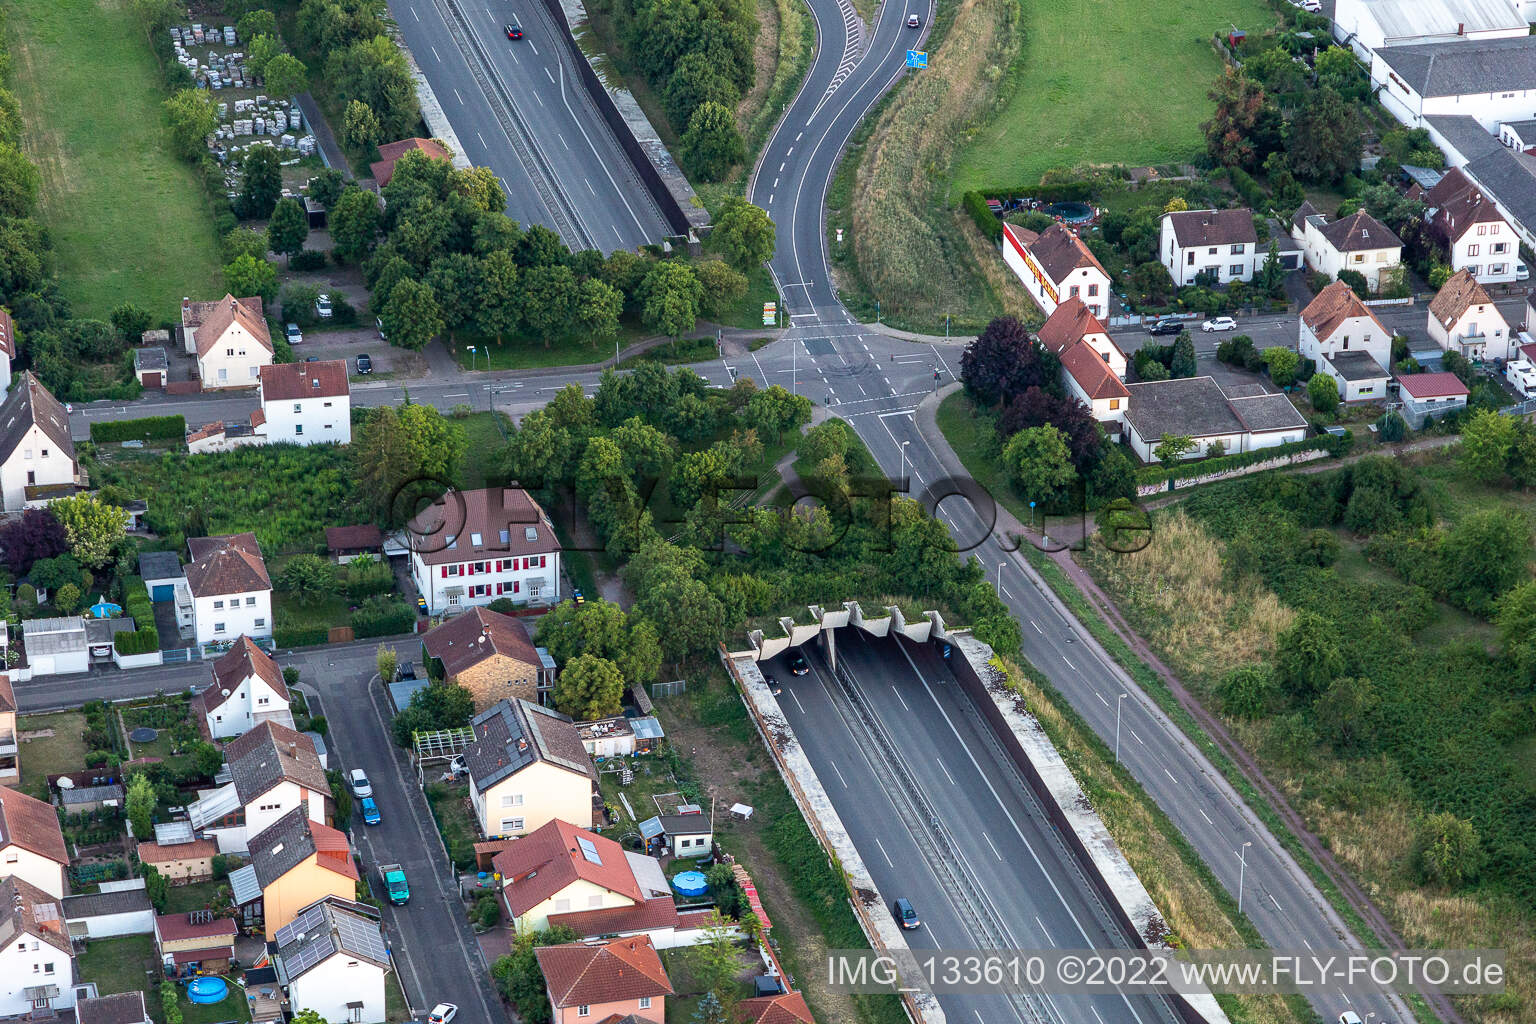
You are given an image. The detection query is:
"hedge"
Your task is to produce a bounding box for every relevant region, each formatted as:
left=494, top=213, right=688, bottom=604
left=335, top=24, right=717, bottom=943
left=1136, top=431, right=1353, bottom=487
left=351, top=599, right=416, bottom=639
left=274, top=623, right=329, bottom=648
left=1227, top=166, right=1268, bottom=212
left=962, top=191, right=1003, bottom=241
left=115, top=577, right=160, bottom=653
left=90, top=415, right=186, bottom=444
left=115, top=627, right=160, bottom=655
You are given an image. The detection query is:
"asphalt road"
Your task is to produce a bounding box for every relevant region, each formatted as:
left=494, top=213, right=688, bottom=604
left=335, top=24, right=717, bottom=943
left=387, top=0, right=668, bottom=252
left=771, top=633, right=1181, bottom=1024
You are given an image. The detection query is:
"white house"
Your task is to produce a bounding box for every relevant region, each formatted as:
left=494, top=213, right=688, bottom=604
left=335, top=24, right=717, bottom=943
left=1334, top=0, right=1526, bottom=60
left=20, top=617, right=88, bottom=678
left=138, top=551, right=193, bottom=636
left=0, top=374, right=78, bottom=512
left=493, top=819, right=674, bottom=935
left=258, top=361, right=352, bottom=446
left=188, top=722, right=329, bottom=854
left=1299, top=281, right=1394, bottom=401
left=1423, top=167, right=1519, bottom=283
left=0, top=787, right=69, bottom=899
left=0, top=877, right=74, bottom=1017
left=1371, top=36, right=1536, bottom=132
left=463, top=699, right=596, bottom=839
left=274, top=897, right=392, bottom=1024
left=1398, top=370, right=1471, bottom=426
left=1292, top=205, right=1404, bottom=291
left=1428, top=268, right=1512, bottom=361
left=199, top=636, right=294, bottom=739
left=1035, top=298, right=1130, bottom=430
left=1122, top=378, right=1309, bottom=463
left=61, top=880, right=156, bottom=939
left=186, top=533, right=272, bottom=646
left=408, top=487, right=562, bottom=615
left=182, top=295, right=273, bottom=389
left=1001, top=222, right=1112, bottom=317
left=0, top=308, right=14, bottom=395
left=1160, top=208, right=1258, bottom=287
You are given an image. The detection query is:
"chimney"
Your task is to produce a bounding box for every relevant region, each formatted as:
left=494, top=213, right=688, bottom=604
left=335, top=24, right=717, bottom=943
left=289, top=742, right=296, bottom=758
left=183, top=297, right=191, bottom=318
left=1457, top=21, right=1464, bottom=34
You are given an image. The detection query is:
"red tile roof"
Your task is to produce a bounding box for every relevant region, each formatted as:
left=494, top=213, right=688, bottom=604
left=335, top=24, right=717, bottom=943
left=1428, top=268, right=1497, bottom=331
left=737, top=991, right=816, bottom=1024
left=534, top=936, right=673, bottom=1009
left=371, top=138, right=453, bottom=188
left=138, top=838, right=218, bottom=864
left=200, top=637, right=289, bottom=717
left=260, top=360, right=350, bottom=401
left=1397, top=372, right=1469, bottom=399
left=546, top=896, right=680, bottom=939
left=494, top=820, right=643, bottom=917
left=1035, top=297, right=1107, bottom=355
left=1301, top=281, right=1385, bottom=342
left=408, top=487, right=560, bottom=566
left=185, top=533, right=270, bottom=598
left=1059, top=341, right=1129, bottom=401
left=0, top=786, right=67, bottom=863
left=190, top=294, right=271, bottom=358
left=154, top=912, right=238, bottom=944
left=1024, top=223, right=1109, bottom=285
left=423, top=607, right=540, bottom=678
left=325, top=525, right=383, bottom=553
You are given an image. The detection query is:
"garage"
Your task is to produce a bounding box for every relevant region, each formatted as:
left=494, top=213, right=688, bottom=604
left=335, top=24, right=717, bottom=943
left=152, top=583, right=174, bottom=601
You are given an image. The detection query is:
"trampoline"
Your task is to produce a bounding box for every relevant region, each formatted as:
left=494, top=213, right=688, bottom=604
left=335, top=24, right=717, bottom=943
left=129, top=727, right=158, bottom=743
left=1045, top=201, right=1094, bottom=223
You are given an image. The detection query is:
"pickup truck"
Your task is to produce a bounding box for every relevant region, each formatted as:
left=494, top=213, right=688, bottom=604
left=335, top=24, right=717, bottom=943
left=380, top=864, right=409, bottom=905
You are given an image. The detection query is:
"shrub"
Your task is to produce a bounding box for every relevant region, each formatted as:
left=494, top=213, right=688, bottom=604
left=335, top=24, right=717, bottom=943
left=1137, top=433, right=1350, bottom=488
left=114, top=628, right=160, bottom=655
left=90, top=416, right=185, bottom=444
left=962, top=191, right=1002, bottom=241
left=351, top=597, right=415, bottom=638
left=289, top=250, right=328, bottom=271
left=475, top=895, right=501, bottom=928
left=274, top=622, right=329, bottom=648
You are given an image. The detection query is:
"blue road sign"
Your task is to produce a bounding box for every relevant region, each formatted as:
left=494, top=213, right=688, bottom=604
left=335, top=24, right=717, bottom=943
left=906, top=49, right=927, bottom=68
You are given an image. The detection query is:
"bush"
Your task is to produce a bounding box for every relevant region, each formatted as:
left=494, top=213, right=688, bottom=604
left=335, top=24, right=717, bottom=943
left=351, top=597, right=415, bottom=638
left=1227, top=167, right=1268, bottom=211
left=962, top=191, right=1002, bottom=241
left=274, top=622, right=329, bottom=648
left=1137, top=433, right=1352, bottom=488
left=289, top=250, right=328, bottom=271
left=475, top=895, right=501, bottom=928
left=114, top=628, right=160, bottom=655
left=90, top=416, right=185, bottom=444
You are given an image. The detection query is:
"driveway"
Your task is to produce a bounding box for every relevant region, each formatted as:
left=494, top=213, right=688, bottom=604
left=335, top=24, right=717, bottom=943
left=291, top=329, right=429, bottom=378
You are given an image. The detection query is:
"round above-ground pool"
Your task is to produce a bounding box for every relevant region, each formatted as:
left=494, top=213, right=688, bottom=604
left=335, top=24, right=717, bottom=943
left=187, top=977, right=228, bottom=1004
left=672, top=870, right=708, bottom=897
left=1044, top=201, right=1094, bottom=223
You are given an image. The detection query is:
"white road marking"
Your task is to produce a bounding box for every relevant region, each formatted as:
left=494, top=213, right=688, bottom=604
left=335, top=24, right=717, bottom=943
left=789, top=690, right=807, bottom=714
left=1302, top=939, right=1313, bottom=951
left=773, top=177, right=779, bottom=188
left=430, top=45, right=441, bottom=61
left=453, top=88, right=464, bottom=104
left=558, top=133, right=569, bottom=150
left=1036, top=916, right=1050, bottom=939
left=1164, top=768, right=1178, bottom=784
left=873, top=836, right=894, bottom=866
left=1063, top=655, right=1075, bottom=670
left=528, top=41, right=539, bottom=54
left=1092, top=1008, right=1107, bottom=1024
left=412, top=6, right=419, bottom=18
left=779, top=162, right=785, bottom=172
left=999, top=584, right=1012, bottom=600
left=1096, top=691, right=1109, bottom=708
left=982, top=831, right=1002, bottom=860
left=544, top=67, right=555, bottom=83
left=1129, top=728, right=1144, bottom=745
left=769, top=194, right=774, bottom=204
left=892, top=685, right=910, bottom=711
left=585, top=177, right=596, bottom=195
left=1269, top=893, right=1282, bottom=911
left=829, top=759, right=849, bottom=788
left=476, top=131, right=487, bottom=147
left=936, top=758, right=955, bottom=785
left=1198, top=808, right=1213, bottom=824
left=533, top=89, right=542, bottom=106
left=1030, top=619, right=1043, bottom=634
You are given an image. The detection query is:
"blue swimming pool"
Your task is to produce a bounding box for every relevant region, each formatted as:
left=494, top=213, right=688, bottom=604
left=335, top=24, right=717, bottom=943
left=1045, top=201, right=1094, bottom=224
left=187, top=977, right=228, bottom=1004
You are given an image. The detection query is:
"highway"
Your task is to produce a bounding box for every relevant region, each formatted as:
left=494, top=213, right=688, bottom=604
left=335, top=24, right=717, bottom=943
left=772, top=633, right=1181, bottom=1024
left=388, top=0, right=669, bottom=252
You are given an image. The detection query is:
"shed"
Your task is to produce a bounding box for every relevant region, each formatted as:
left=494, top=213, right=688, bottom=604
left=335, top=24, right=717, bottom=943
left=22, top=617, right=88, bottom=676
left=138, top=552, right=185, bottom=601
left=133, top=348, right=169, bottom=389
left=324, top=524, right=383, bottom=564
left=303, top=730, right=329, bottom=769
left=85, top=618, right=134, bottom=659
left=63, top=881, right=155, bottom=938
left=303, top=196, right=327, bottom=229
left=638, top=813, right=713, bottom=859
left=59, top=783, right=124, bottom=813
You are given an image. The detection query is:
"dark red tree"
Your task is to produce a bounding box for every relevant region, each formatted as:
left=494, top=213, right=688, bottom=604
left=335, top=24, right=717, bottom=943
left=0, top=508, right=68, bottom=576
left=959, top=317, right=1058, bottom=407
left=999, top=386, right=1102, bottom=473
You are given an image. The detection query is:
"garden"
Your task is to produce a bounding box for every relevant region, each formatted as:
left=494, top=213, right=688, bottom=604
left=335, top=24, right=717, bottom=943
left=271, top=552, right=415, bottom=647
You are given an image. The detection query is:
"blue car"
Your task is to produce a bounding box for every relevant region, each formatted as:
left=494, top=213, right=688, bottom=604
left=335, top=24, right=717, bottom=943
left=361, top=796, right=381, bottom=825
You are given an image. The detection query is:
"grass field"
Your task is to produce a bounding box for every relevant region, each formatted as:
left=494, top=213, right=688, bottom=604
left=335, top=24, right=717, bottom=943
left=953, top=0, right=1280, bottom=191
left=6, top=0, right=223, bottom=320
left=17, top=711, right=87, bottom=799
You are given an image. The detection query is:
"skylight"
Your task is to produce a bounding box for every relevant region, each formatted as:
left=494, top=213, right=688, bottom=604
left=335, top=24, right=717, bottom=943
left=576, top=836, right=601, bottom=865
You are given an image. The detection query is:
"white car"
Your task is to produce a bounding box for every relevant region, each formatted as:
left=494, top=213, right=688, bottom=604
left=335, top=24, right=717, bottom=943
left=1338, top=1013, right=1363, bottom=1024
left=1297, top=0, right=1321, bottom=10
left=316, top=293, right=334, bottom=319
left=428, top=1004, right=458, bottom=1024
left=285, top=323, right=303, bottom=345
left=1201, top=317, right=1237, bottom=333
left=1517, top=261, right=1529, bottom=281
left=349, top=768, right=372, bottom=799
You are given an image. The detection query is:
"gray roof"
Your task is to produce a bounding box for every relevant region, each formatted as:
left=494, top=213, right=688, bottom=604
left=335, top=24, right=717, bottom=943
left=1375, top=36, right=1536, bottom=97
left=274, top=897, right=389, bottom=983
left=138, top=551, right=184, bottom=582
left=60, top=784, right=124, bottom=805
left=85, top=618, right=134, bottom=644
left=1360, top=0, right=1525, bottom=40
left=1228, top=393, right=1310, bottom=433
left=62, top=887, right=152, bottom=920
left=154, top=821, right=195, bottom=845
left=1465, top=145, right=1536, bottom=236
left=1124, top=377, right=1245, bottom=441
left=22, top=617, right=86, bottom=656
left=1327, top=351, right=1391, bottom=381
left=463, top=698, right=595, bottom=792
left=0, top=374, right=73, bottom=469
left=76, top=992, right=150, bottom=1024
left=1502, top=118, right=1536, bottom=142
left=1425, top=115, right=1505, bottom=164
left=657, top=814, right=712, bottom=836
left=247, top=806, right=342, bottom=887
left=229, top=863, right=261, bottom=905
left=638, top=816, right=666, bottom=840
left=132, top=348, right=169, bottom=373
left=225, top=723, right=329, bottom=804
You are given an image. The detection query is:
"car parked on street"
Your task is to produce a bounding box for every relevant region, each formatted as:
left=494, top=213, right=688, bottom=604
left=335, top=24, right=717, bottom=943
left=1147, top=318, right=1183, bottom=335
left=361, top=796, right=381, bottom=825
left=428, top=1004, right=458, bottom=1024
left=1518, top=261, right=1529, bottom=282
left=350, top=768, right=372, bottom=798
left=1201, top=317, right=1237, bottom=332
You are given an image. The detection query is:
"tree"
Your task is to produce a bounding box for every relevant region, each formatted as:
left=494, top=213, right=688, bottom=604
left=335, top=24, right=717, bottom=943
left=688, top=912, right=743, bottom=1017
left=130, top=0, right=182, bottom=29
left=340, top=99, right=382, bottom=151
left=454, top=165, right=504, bottom=213
left=224, top=254, right=278, bottom=304
left=0, top=508, right=67, bottom=575
left=1262, top=345, right=1300, bottom=388
left=262, top=54, right=309, bottom=100
left=680, top=101, right=744, bottom=180
left=712, top=198, right=776, bottom=271
left=745, top=384, right=811, bottom=444
left=352, top=404, right=468, bottom=520
left=53, top=582, right=81, bottom=614
left=126, top=773, right=155, bottom=838
left=1336, top=267, right=1369, bottom=298
left=1285, top=87, right=1362, bottom=183
left=1275, top=611, right=1344, bottom=700
left=690, top=992, right=728, bottom=1024
left=143, top=865, right=168, bottom=912
left=534, top=599, right=662, bottom=685
left=162, top=89, right=218, bottom=161
left=1377, top=409, right=1407, bottom=442
left=49, top=494, right=128, bottom=569
left=1152, top=433, right=1196, bottom=463
left=426, top=252, right=481, bottom=340
left=391, top=682, right=476, bottom=746
left=551, top=653, right=626, bottom=719
left=247, top=33, right=280, bottom=78
left=998, top=387, right=1101, bottom=472
left=1003, top=426, right=1077, bottom=507
left=278, top=554, right=339, bottom=603
left=639, top=261, right=703, bottom=338
left=290, top=1012, right=328, bottom=1024
left=515, top=225, right=567, bottom=269
left=1313, top=675, right=1376, bottom=752
left=382, top=277, right=443, bottom=351
left=330, top=186, right=381, bottom=264
left=264, top=197, right=310, bottom=266
left=109, top=303, right=152, bottom=344
left=574, top=277, right=623, bottom=343
left=1414, top=813, right=1484, bottom=888
left=1308, top=372, right=1340, bottom=414
left=1218, top=665, right=1275, bottom=719
left=237, top=145, right=284, bottom=219
left=1440, top=507, right=1530, bottom=614
left=1457, top=408, right=1517, bottom=482
left=1201, top=68, right=1278, bottom=170
left=308, top=167, right=346, bottom=209
left=1170, top=332, right=1196, bottom=378
left=192, top=742, right=223, bottom=778
left=236, top=9, right=277, bottom=41
left=1257, top=240, right=1286, bottom=297
left=960, top=317, right=1056, bottom=406
left=522, top=265, right=580, bottom=344
left=665, top=52, right=740, bottom=128
left=475, top=249, right=522, bottom=341
left=695, top=260, right=748, bottom=320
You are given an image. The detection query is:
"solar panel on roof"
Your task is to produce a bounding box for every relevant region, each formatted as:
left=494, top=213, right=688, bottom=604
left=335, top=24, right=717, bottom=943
left=282, top=930, right=338, bottom=978
left=576, top=836, right=602, bottom=865
left=332, top=909, right=388, bottom=964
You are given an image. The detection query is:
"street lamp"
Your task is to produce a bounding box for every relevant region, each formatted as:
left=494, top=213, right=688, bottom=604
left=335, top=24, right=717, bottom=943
left=995, top=561, right=1005, bottom=597
left=1115, top=693, right=1127, bottom=763
left=899, top=441, right=911, bottom=491
left=1237, top=841, right=1253, bottom=914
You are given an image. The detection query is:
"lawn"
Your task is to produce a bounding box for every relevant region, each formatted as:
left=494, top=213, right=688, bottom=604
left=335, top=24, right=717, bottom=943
left=934, top=390, right=1030, bottom=523
left=17, top=711, right=87, bottom=799
left=161, top=879, right=227, bottom=915
left=120, top=704, right=186, bottom=762
left=455, top=411, right=512, bottom=490
left=952, top=0, right=1280, bottom=192
left=5, top=0, right=223, bottom=320
left=594, top=755, right=689, bottom=840
left=76, top=935, right=250, bottom=1024
left=424, top=782, right=479, bottom=869
left=452, top=323, right=650, bottom=371
left=618, top=337, right=719, bottom=369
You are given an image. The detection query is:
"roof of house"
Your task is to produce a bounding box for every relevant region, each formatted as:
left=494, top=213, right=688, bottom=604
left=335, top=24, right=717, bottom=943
left=1123, top=376, right=1244, bottom=441
left=1374, top=35, right=1536, bottom=98
left=1356, top=0, right=1525, bottom=40
left=138, top=551, right=184, bottom=582
left=200, top=637, right=290, bottom=718
left=737, top=991, right=817, bottom=1024
left=0, top=877, right=69, bottom=956
left=656, top=813, right=712, bottom=835
left=1024, top=222, right=1109, bottom=284
left=190, top=294, right=271, bottom=358
left=259, top=360, right=350, bottom=402
left=185, top=533, right=270, bottom=598
left=1227, top=393, right=1309, bottom=433
left=1326, top=350, right=1392, bottom=381
left=1463, top=144, right=1536, bottom=237
left=424, top=607, right=540, bottom=678
left=462, top=697, right=594, bottom=792
left=76, top=992, right=149, bottom=1024
left=1165, top=207, right=1257, bottom=248
left=248, top=806, right=357, bottom=887
left=1301, top=281, right=1387, bottom=341
left=1035, top=297, right=1108, bottom=354
left=61, top=887, right=152, bottom=919
left=154, top=911, right=238, bottom=944
left=407, top=487, right=560, bottom=566
left=1399, top=370, right=1471, bottom=398
left=274, top=897, right=390, bottom=981
left=325, top=525, right=383, bottom=553
left=183, top=295, right=262, bottom=329
left=493, top=819, right=644, bottom=917
left=0, top=786, right=68, bottom=863
left=133, top=348, right=169, bottom=373
left=545, top=896, right=681, bottom=939
left=0, top=373, right=74, bottom=469
left=1429, top=269, right=1499, bottom=330
left=1291, top=200, right=1323, bottom=233
left=1425, top=114, right=1507, bottom=164
left=1425, top=167, right=1507, bottom=241
left=1059, top=341, right=1130, bottom=401
left=137, top=837, right=218, bottom=864
left=0, top=308, right=14, bottom=359
left=371, top=138, right=453, bottom=188
left=224, top=721, right=329, bottom=803
left=534, top=936, right=673, bottom=1010
left=1317, top=209, right=1401, bottom=252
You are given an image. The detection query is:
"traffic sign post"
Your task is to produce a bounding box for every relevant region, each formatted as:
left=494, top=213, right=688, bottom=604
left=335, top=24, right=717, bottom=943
left=762, top=302, right=777, bottom=327
left=906, top=49, right=927, bottom=67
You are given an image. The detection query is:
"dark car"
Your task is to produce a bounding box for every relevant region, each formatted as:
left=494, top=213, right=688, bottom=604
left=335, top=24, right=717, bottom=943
left=764, top=673, right=782, bottom=695
left=893, top=898, right=920, bottom=930
left=1147, top=318, right=1183, bottom=335
left=788, top=651, right=810, bottom=676
left=356, top=353, right=373, bottom=374
left=505, top=20, right=523, bottom=39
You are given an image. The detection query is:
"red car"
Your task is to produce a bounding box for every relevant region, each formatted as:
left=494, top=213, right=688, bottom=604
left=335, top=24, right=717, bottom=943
left=505, top=21, right=523, bottom=39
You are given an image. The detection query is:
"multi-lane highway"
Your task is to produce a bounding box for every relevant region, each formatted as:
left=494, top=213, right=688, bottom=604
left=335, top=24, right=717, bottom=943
left=772, top=633, right=1181, bottom=1024
left=388, top=0, right=669, bottom=251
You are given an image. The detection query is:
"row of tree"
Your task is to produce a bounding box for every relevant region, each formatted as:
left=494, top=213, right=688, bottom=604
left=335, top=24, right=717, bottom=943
left=1203, top=54, right=1365, bottom=186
